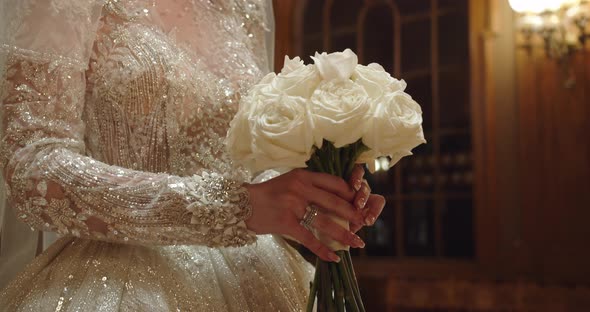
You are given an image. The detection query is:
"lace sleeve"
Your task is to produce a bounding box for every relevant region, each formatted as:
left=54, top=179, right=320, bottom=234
left=0, top=0, right=256, bottom=247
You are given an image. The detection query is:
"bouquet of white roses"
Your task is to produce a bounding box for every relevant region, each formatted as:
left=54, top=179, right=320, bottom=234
left=226, top=49, right=425, bottom=312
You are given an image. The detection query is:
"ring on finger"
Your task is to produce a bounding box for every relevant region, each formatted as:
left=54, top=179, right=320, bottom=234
left=300, top=205, right=319, bottom=229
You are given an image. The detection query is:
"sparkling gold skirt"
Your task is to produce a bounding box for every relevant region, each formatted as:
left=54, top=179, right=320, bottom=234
left=0, top=235, right=314, bottom=311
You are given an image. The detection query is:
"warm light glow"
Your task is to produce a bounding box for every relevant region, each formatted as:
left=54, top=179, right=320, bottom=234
left=562, top=0, right=584, bottom=7
left=508, top=0, right=568, bottom=13
left=373, top=157, right=391, bottom=172
left=374, top=159, right=381, bottom=172
left=511, top=0, right=590, bottom=61
left=379, top=157, right=390, bottom=170
left=566, top=2, right=590, bottom=18
left=543, top=13, right=562, bottom=29
left=518, top=14, right=545, bottom=30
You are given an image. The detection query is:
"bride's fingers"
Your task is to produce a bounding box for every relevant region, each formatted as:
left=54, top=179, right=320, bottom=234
left=352, top=179, right=371, bottom=210
left=311, top=213, right=365, bottom=248
left=290, top=223, right=340, bottom=262
left=350, top=194, right=384, bottom=232
left=362, top=194, right=386, bottom=226
left=349, top=164, right=365, bottom=191
left=304, top=187, right=364, bottom=225
left=306, top=171, right=355, bottom=202
left=350, top=223, right=363, bottom=233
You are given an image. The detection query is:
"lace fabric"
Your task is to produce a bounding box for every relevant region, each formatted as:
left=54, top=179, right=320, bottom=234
left=0, top=0, right=275, bottom=247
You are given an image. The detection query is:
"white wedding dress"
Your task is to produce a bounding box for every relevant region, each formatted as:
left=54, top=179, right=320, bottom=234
left=0, top=0, right=314, bottom=310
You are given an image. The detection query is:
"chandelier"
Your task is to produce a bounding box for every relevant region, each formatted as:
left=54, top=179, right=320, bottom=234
left=509, top=0, right=589, bottom=59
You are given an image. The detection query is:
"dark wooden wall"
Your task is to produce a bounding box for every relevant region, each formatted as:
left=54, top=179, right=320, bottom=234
left=516, top=44, right=590, bottom=284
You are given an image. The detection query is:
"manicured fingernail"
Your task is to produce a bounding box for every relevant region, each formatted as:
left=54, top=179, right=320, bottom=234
left=365, top=215, right=376, bottom=226
left=352, top=234, right=365, bottom=248
left=356, top=214, right=365, bottom=225
left=353, top=179, right=362, bottom=191
left=356, top=197, right=366, bottom=209
left=329, top=253, right=341, bottom=262
left=363, top=184, right=371, bottom=196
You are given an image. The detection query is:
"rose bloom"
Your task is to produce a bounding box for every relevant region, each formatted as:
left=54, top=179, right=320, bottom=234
left=281, top=55, right=305, bottom=74
left=360, top=90, right=426, bottom=171
left=352, top=63, right=407, bottom=98
left=250, top=92, right=315, bottom=173
left=271, top=56, right=321, bottom=98
left=225, top=72, right=276, bottom=170
left=227, top=79, right=316, bottom=173
left=309, top=79, right=372, bottom=148
left=311, top=48, right=358, bottom=81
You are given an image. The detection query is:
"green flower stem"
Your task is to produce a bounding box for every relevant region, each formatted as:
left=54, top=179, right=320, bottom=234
left=311, top=154, right=326, bottom=173
left=341, top=147, right=353, bottom=181
left=338, top=252, right=358, bottom=312
left=330, top=262, right=345, bottom=311
left=350, top=141, right=363, bottom=177
left=325, top=263, right=336, bottom=312
left=319, top=261, right=333, bottom=312
left=317, top=261, right=325, bottom=312
left=343, top=297, right=354, bottom=312
left=334, top=146, right=343, bottom=178
left=324, top=262, right=332, bottom=312
left=317, top=144, right=335, bottom=176
left=306, top=258, right=320, bottom=312
left=328, top=143, right=338, bottom=176
left=336, top=255, right=359, bottom=312
left=343, top=251, right=365, bottom=312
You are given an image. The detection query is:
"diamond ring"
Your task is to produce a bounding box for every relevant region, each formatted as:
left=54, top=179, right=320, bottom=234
left=300, top=205, right=319, bottom=229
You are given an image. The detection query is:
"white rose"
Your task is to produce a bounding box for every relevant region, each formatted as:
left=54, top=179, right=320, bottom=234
left=281, top=55, right=305, bottom=75
left=248, top=93, right=315, bottom=173
left=226, top=107, right=255, bottom=169
left=356, top=149, right=381, bottom=173
left=244, top=72, right=277, bottom=102
left=257, top=71, right=278, bottom=86
left=311, top=49, right=358, bottom=81
left=352, top=63, right=407, bottom=98
left=361, top=91, right=426, bottom=169
left=272, top=63, right=321, bottom=98
left=310, top=80, right=372, bottom=148
left=226, top=73, right=276, bottom=169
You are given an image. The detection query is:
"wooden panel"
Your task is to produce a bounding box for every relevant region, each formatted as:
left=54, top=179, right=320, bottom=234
left=384, top=277, right=590, bottom=311
left=272, top=0, right=297, bottom=70
left=469, top=0, right=500, bottom=272
left=517, top=41, right=590, bottom=284
left=517, top=42, right=544, bottom=279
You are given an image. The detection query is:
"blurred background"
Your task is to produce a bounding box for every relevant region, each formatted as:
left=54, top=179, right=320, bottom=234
left=272, top=0, right=590, bottom=310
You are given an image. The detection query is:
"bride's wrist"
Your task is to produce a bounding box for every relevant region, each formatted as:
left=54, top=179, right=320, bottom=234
left=242, top=182, right=267, bottom=235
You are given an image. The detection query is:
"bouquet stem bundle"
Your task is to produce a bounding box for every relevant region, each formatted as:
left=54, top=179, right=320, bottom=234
left=305, top=140, right=368, bottom=312
left=226, top=49, right=426, bottom=312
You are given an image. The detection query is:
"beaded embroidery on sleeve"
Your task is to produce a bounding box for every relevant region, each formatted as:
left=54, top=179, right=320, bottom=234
left=0, top=0, right=270, bottom=247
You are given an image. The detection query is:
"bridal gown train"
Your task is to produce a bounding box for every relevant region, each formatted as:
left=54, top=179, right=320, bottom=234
left=0, top=0, right=314, bottom=310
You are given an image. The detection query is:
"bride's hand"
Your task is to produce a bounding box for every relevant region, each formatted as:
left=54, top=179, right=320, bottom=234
left=244, top=169, right=366, bottom=262
left=348, top=165, right=386, bottom=233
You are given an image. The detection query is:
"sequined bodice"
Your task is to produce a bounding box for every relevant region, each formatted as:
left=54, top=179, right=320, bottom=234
left=86, top=0, right=268, bottom=176
left=0, top=0, right=273, bottom=247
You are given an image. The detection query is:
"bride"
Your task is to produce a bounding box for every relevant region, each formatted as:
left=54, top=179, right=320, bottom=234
left=0, top=0, right=385, bottom=310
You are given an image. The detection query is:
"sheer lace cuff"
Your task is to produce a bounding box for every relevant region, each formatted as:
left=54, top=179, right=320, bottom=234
left=184, top=172, right=256, bottom=247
